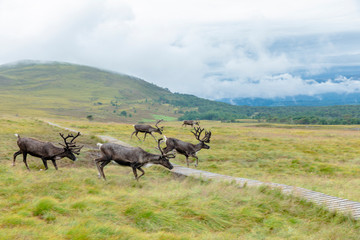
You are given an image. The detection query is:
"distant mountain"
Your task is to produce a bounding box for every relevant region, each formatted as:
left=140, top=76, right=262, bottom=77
left=218, top=66, right=360, bottom=107
left=220, top=93, right=360, bottom=107
left=298, top=66, right=360, bottom=82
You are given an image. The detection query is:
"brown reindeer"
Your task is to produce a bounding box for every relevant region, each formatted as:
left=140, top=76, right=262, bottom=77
left=13, top=132, right=83, bottom=170
left=131, top=119, right=164, bottom=141
left=162, top=127, right=211, bottom=167
left=95, top=138, right=175, bottom=181
left=182, top=120, right=200, bottom=127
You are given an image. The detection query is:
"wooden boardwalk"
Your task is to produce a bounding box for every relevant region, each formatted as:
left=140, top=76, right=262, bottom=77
left=171, top=164, right=360, bottom=220
left=46, top=121, right=360, bottom=220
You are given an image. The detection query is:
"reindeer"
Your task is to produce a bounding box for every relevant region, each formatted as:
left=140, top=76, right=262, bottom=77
left=162, top=127, right=211, bottom=167
left=182, top=120, right=200, bottom=127
left=131, top=119, right=164, bottom=141
left=95, top=139, right=175, bottom=181
left=13, top=132, right=83, bottom=170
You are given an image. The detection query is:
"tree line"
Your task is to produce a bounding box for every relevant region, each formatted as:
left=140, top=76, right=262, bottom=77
left=157, top=94, right=360, bottom=125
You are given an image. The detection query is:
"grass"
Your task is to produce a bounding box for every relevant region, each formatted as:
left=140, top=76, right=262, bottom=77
left=49, top=118, right=360, bottom=202
left=0, top=117, right=360, bottom=239
left=0, top=63, right=183, bottom=123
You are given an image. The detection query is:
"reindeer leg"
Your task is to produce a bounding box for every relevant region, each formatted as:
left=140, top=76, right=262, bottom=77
left=185, top=155, right=190, bottom=167
left=149, top=133, right=157, bottom=141
left=134, top=132, right=141, bottom=141
left=143, top=133, right=147, bottom=141
left=95, top=156, right=108, bottom=180
left=137, top=167, right=145, bottom=179
left=162, top=146, right=173, bottom=154
left=99, top=160, right=110, bottom=180
left=130, top=131, right=137, bottom=139
left=13, top=150, right=22, bottom=166
left=22, top=152, right=30, bottom=171
left=193, top=155, right=199, bottom=167
left=51, top=159, right=58, bottom=170
left=94, top=159, right=102, bottom=178
left=132, top=167, right=139, bottom=181
left=41, top=158, right=48, bottom=170
left=162, top=147, right=168, bottom=154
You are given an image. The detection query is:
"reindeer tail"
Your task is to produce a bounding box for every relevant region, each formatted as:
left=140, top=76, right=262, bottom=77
left=96, top=143, right=103, bottom=149
left=14, top=133, right=20, bottom=138
left=163, top=135, right=167, bottom=142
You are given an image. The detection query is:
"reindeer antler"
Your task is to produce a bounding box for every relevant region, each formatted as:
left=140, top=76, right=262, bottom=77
left=165, top=152, right=176, bottom=158
left=191, top=127, right=204, bottom=141
left=191, top=127, right=211, bottom=143
left=69, top=132, right=81, bottom=143
left=156, top=138, right=176, bottom=158
left=155, top=119, right=164, bottom=128
left=59, top=132, right=84, bottom=154
left=71, top=145, right=84, bottom=155
left=202, top=130, right=211, bottom=143
left=157, top=138, right=165, bottom=155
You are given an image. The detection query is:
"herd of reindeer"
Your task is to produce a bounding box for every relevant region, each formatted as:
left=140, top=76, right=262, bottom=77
left=13, top=120, right=212, bottom=181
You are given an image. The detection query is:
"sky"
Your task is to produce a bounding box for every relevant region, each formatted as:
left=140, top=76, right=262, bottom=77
left=1, top=0, right=360, bottom=100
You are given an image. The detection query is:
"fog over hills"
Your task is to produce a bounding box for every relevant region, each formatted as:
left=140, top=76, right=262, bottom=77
left=218, top=66, right=360, bottom=106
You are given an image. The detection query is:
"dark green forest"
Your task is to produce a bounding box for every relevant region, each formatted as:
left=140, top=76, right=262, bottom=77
left=158, top=94, right=360, bottom=124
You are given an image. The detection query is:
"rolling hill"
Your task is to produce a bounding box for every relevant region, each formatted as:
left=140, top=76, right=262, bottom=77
left=0, top=61, right=187, bottom=122
left=3, top=60, right=360, bottom=125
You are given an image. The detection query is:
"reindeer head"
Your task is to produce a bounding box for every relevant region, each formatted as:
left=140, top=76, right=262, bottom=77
left=191, top=127, right=212, bottom=150
left=59, top=132, right=83, bottom=161
left=156, top=138, right=175, bottom=169
left=155, top=119, right=164, bottom=134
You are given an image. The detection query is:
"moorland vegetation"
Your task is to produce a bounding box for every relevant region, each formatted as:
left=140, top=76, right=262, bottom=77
left=1, top=61, right=360, bottom=239
left=1, top=117, right=360, bottom=239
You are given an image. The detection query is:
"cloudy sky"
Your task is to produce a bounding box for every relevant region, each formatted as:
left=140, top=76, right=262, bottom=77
left=1, top=0, right=360, bottom=100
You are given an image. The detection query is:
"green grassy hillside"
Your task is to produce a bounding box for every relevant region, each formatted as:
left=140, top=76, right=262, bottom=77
left=4, top=61, right=360, bottom=125
left=0, top=61, right=187, bottom=122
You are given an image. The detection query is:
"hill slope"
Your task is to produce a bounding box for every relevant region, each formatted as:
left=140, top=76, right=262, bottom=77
left=0, top=61, right=184, bottom=122
left=3, top=61, right=360, bottom=125
left=0, top=61, right=256, bottom=122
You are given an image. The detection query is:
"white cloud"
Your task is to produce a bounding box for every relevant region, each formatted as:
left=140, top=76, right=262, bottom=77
left=201, top=74, right=360, bottom=99
left=0, top=0, right=360, bottom=99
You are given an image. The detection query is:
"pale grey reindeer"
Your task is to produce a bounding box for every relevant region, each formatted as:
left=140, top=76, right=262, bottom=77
left=131, top=119, right=164, bottom=141
left=162, top=127, right=211, bottom=167
left=95, top=138, right=175, bottom=181
left=182, top=120, right=200, bottom=127
left=13, top=132, right=83, bottom=170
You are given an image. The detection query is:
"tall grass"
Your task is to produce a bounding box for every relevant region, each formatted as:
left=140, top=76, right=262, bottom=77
left=1, top=164, right=360, bottom=239
left=50, top=119, right=360, bottom=202
left=1, top=117, right=360, bottom=239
